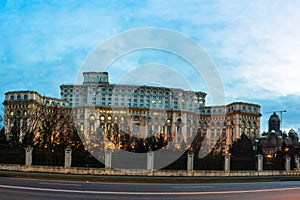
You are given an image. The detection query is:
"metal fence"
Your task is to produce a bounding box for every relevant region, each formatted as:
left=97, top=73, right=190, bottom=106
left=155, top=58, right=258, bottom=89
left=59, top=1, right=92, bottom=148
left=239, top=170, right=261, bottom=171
left=32, top=149, right=64, bottom=166
left=231, top=156, right=256, bottom=170
left=72, top=151, right=105, bottom=168
left=194, top=155, right=224, bottom=170
left=0, top=146, right=25, bottom=164
left=263, top=157, right=285, bottom=170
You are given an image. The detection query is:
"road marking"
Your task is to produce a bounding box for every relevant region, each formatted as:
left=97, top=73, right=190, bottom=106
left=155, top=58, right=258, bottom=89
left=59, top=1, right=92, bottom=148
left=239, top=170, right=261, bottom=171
left=172, top=185, right=214, bottom=189
left=39, top=182, right=82, bottom=187
left=0, top=184, right=299, bottom=195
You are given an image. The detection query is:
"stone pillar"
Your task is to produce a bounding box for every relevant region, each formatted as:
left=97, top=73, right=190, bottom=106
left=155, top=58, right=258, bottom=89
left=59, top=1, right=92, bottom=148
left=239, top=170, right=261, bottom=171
left=223, top=153, right=231, bottom=173
left=64, top=146, right=72, bottom=169
left=295, top=155, right=300, bottom=170
left=147, top=151, right=154, bottom=171
left=256, top=154, right=263, bottom=172
left=285, top=156, right=291, bottom=172
left=187, top=151, right=194, bottom=172
left=105, top=149, right=112, bottom=169
left=25, top=146, right=33, bottom=167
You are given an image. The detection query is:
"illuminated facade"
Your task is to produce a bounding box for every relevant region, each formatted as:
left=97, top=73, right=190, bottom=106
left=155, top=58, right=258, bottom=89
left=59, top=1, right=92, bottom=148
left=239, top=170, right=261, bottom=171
left=3, top=72, right=261, bottom=153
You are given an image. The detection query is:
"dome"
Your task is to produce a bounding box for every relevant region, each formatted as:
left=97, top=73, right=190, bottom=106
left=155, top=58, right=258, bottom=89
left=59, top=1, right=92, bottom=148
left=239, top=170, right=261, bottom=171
left=269, top=112, right=280, bottom=121
left=289, top=129, right=296, bottom=134
left=268, top=112, right=280, bottom=132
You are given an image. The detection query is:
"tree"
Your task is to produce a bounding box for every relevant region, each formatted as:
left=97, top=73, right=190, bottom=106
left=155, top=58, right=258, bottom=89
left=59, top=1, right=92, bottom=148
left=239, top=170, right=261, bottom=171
left=230, top=133, right=254, bottom=157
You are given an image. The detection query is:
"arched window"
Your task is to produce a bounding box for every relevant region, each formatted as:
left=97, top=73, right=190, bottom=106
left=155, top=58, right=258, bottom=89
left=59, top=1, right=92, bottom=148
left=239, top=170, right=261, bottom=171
left=154, top=117, right=159, bottom=123
left=113, top=124, right=118, bottom=132
left=17, top=95, right=21, bottom=101
left=147, top=117, right=152, bottom=123
left=10, top=96, right=14, bottom=101
left=176, top=118, right=182, bottom=135
left=242, top=106, right=246, bottom=112
left=24, top=110, right=28, bottom=116
left=186, top=127, right=191, bottom=136
left=160, top=118, right=165, bottom=124
left=80, top=115, right=84, bottom=120
left=100, top=115, right=105, bottom=121
left=24, top=95, right=28, bottom=101
left=107, top=115, right=112, bottom=121
left=16, top=110, right=21, bottom=117
left=133, top=116, right=139, bottom=121
left=186, top=120, right=191, bottom=126
left=197, top=121, right=201, bottom=127
left=59, top=115, right=65, bottom=121
left=166, top=118, right=172, bottom=124
left=89, top=115, right=95, bottom=121
left=133, top=124, right=140, bottom=133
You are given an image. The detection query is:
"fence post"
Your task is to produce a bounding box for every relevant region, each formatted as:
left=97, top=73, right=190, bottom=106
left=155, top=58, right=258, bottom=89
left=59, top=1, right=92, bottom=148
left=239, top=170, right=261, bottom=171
left=105, top=149, right=112, bottom=169
left=64, top=146, right=72, bottom=169
left=25, top=146, right=33, bottom=167
left=147, top=151, right=154, bottom=171
left=295, top=155, right=300, bottom=170
left=256, top=154, right=263, bottom=172
left=223, top=153, right=231, bottom=173
left=285, top=155, right=291, bottom=172
left=187, top=151, right=194, bottom=172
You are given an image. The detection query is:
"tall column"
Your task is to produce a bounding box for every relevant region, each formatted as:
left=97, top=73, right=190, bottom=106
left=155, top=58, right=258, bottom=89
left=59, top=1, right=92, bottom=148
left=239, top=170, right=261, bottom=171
left=105, top=149, right=112, bottom=169
left=223, top=153, right=231, bottom=173
left=256, top=154, right=263, bottom=172
left=285, top=156, right=291, bottom=172
left=147, top=151, right=154, bottom=171
left=25, top=146, right=33, bottom=167
left=64, top=146, right=72, bottom=169
left=187, top=151, right=194, bottom=172
left=295, top=155, right=300, bottom=170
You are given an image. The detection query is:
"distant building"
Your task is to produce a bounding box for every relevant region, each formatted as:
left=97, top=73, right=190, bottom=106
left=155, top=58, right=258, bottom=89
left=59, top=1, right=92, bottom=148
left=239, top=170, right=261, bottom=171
left=3, top=72, right=261, bottom=153
left=259, top=112, right=300, bottom=158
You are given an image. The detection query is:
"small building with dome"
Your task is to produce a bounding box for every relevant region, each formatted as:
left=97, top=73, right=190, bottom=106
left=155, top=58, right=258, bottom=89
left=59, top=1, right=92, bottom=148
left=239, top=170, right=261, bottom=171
left=259, top=112, right=300, bottom=158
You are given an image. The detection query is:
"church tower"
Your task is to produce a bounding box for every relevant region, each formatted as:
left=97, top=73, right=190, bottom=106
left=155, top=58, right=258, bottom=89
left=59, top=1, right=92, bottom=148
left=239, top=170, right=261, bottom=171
left=268, top=112, right=280, bottom=132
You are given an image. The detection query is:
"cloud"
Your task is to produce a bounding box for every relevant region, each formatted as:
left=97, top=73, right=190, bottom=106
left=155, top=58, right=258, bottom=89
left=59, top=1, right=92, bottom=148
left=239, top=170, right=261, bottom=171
left=1, top=0, right=300, bottom=131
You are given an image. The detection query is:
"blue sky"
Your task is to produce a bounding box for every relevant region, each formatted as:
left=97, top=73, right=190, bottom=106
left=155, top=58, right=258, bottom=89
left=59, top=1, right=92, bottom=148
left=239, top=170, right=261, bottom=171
left=1, top=0, right=300, bottom=132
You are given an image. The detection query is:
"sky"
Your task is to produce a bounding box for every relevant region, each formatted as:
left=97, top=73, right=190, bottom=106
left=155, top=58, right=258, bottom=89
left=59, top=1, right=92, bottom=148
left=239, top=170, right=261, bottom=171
left=1, top=0, right=300, bottom=132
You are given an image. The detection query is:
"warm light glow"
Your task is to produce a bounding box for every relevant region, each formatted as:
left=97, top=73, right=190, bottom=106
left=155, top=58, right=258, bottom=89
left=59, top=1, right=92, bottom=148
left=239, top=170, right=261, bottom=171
left=266, top=154, right=273, bottom=159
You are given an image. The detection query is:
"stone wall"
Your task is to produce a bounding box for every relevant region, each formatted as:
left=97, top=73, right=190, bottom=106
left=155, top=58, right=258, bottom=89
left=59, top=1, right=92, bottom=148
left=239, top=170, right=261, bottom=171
left=0, top=164, right=299, bottom=177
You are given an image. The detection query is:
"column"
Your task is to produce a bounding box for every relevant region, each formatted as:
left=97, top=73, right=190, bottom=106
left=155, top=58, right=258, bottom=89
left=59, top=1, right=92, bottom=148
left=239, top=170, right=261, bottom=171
left=187, top=151, right=194, bottom=172
left=256, top=154, right=263, bottom=172
left=285, top=156, right=291, bottom=172
left=147, top=151, right=154, bottom=171
left=295, top=155, right=300, bottom=170
left=105, top=149, right=112, bottom=169
left=64, top=146, right=72, bottom=169
left=25, top=146, right=33, bottom=167
left=223, top=153, right=231, bottom=173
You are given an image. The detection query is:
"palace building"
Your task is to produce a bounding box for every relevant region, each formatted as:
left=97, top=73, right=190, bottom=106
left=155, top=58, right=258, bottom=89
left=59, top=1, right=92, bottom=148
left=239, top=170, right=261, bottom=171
left=3, top=72, right=261, bottom=154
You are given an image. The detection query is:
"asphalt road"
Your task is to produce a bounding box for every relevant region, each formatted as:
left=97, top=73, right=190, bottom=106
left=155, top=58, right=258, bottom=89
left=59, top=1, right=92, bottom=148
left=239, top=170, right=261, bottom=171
left=0, top=177, right=300, bottom=200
